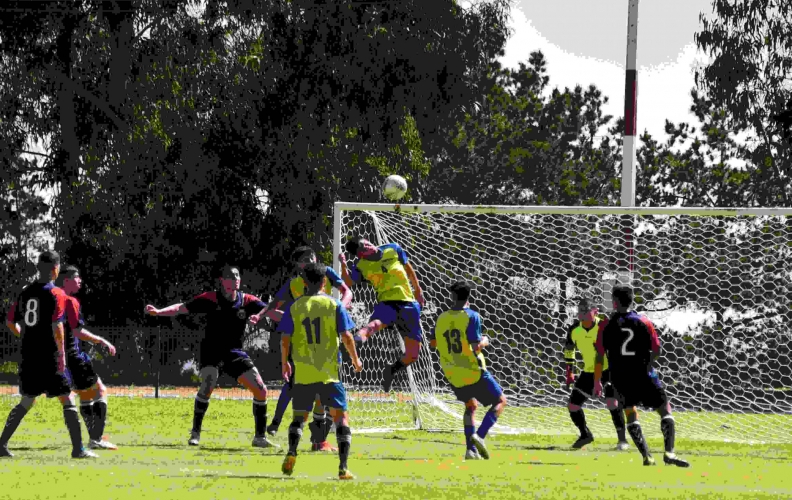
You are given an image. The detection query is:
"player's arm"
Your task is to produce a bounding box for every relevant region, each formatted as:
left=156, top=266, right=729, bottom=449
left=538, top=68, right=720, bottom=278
left=644, top=317, right=661, bottom=367
left=326, top=267, right=353, bottom=309
left=337, top=252, right=356, bottom=289
left=53, top=322, right=66, bottom=374
left=466, top=311, right=485, bottom=353
left=145, top=303, right=188, bottom=317
left=6, top=301, right=20, bottom=337
left=276, top=306, right=295, bottom=381
left=403, top=262, right=425, bottom=307
left=340, top=330, right=363, bottom=372
left=74, top=328, right=117, bottom=356
left=563, top=326, right=577, bottom=385
left=592, top=318, right=609, bottom=395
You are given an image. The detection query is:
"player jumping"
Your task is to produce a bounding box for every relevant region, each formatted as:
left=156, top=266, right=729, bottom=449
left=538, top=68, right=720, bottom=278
left=145, top=264, right=279, bottom=449
left=338, top=236, right=425, bottom=393
left=564, top=297, right=628, bottom=450
left=277, top=262, right=363, bottom=480
left=264, top=246, right=353, bottom=452
left=58, top=265, right=119, bottom=450
left=594, top=285, right=690, bottom=467
left=429, top=281, right=507, bottom=460
left=0, top=251, right=97, bottom=459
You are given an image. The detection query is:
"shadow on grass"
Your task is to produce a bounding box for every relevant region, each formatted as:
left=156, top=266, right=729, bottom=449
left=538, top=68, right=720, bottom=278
left=515, top=461, right=569, bottom=466
left=157, top=474, right=293, bottom=480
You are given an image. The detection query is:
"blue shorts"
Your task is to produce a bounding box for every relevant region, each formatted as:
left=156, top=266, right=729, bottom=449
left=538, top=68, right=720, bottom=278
left=451, top=371, right=503, bottom=407
left=292, top=382, right=347, bottom=412
left=371, top=301, right=423, bottom=342
left=66, top=352, right=99, bottom=391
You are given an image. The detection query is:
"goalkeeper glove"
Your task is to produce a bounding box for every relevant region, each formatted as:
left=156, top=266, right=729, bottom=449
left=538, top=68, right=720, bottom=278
left=565, top=365, right=575, bottom=387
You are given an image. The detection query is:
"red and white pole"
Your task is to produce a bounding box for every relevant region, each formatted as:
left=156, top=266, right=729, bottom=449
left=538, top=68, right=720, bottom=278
left=622, top=0, right=639, bottom=208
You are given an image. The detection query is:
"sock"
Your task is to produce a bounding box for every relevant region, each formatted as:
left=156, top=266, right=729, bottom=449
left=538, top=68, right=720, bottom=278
left=193, top=396, right=210, bottom=434
left=0, top=404, right=29, bottom=446
left=287, top=419, right=304, bottom=455
left=569, top=409, right=590, bottom=437
left=476, top=408, right=499, bottom=439
left=610, top=408, right=627, bottom=441
left=389, top=359, right=406, bottom=375
left=463, top=407, right=475, bottom=450
left=336, top=425, right=351, bottom=470
left=271, top=384, right=292, bottom=428
left=627, top=421, right=650, bottom=458
left=91, top=399, right=108, bottom=441
left=253, top=399, right=268, bottom=437
left=321, top=410, right=333, bottom=442
left=79, top=401, right=95, bottom=438
left=63, top=404, right=84, bottom=453
left=309, top=410, right=325, bottom=444
left=661, top=416, right=676, bottom=454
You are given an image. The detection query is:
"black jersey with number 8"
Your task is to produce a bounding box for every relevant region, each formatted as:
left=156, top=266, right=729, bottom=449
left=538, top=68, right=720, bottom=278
left=8, top=282, right=68, bottom=368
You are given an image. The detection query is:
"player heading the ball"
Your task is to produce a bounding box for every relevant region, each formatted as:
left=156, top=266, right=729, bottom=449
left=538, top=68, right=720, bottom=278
left=277, top=262, right=363, bottom=480
left=593, top=285, right=690, bottom=468
left=339, top=236, right=425, bottom=393
left=429, top=280, right=507, bottom=460
left=145, top=264, right=280, bottom=450
left=1, top=250, right=97, bottom=459
left=564, top=297, right=628, bottom=450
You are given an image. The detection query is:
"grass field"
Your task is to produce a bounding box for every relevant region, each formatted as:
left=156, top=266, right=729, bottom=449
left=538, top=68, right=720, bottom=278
left=0, top=393, right=791, bottom=499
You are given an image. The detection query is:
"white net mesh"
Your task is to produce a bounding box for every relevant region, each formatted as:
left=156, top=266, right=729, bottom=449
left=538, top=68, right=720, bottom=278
left=335, top=204, right=792, bottom=442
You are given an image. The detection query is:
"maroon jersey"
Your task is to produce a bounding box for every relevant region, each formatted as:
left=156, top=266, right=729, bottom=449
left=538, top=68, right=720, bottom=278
left=184, top=291, right=266, bottom=351
left=7, top=282, right=68, bottom=367
left=64, top=296, right=86, bottom=357
left=595, top=310, right=660, bottom=386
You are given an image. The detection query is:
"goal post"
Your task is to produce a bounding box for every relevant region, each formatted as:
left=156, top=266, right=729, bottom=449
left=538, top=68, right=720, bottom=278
left=333, top=202, right=792, bottom=442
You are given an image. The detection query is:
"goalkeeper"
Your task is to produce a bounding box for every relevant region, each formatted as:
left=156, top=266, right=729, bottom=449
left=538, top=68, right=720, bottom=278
left=564, top=297, right=628, bottom=450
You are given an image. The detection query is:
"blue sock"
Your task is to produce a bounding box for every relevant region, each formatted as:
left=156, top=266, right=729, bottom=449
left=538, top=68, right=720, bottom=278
left=272, top=384, right=292, bottom=425
left=476, top=409, right=498, bottom=439
left=464, top=425, right=475, bottom=450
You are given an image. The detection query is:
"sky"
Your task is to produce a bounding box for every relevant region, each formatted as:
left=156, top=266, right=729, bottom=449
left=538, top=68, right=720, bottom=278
left=497, top=0, right=714, bottom=140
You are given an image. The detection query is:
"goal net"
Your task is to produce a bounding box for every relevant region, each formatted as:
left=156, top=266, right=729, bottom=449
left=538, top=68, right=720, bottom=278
left=333, top=203, right=792, bottom=443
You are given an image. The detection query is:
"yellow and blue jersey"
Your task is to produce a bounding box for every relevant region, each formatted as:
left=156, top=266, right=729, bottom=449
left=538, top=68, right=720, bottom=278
left=431, top=307, right=486, bottom=388
left=564, top=316, right=607, bottom=373
left=276, top=294, right=355, bottom=385
left=273, top=267, right=343, bottom=306
left=349, top=243, right=414, bottom=302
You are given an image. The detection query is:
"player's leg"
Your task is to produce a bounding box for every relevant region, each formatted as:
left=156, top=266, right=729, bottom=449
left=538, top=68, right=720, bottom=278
left=88, top=379, right=115, bottom=449
left=237, top=365, right=278, bottom=449
left=0, top=394, right=36, bottom=457
left=355, top=319, right=386, bottom=343
left=309, top=397, right=336, bottom=452
left=54, top=375, right=97, bottom=459
left=282, top=384, right=313, bottom=476
left=327, top=382, right=353, bottom=479
left=649, top=371, right=689, bottom=467
left=358, top=302, right=395, bottom=345
left=471, top=372, right=506, bottom=460
left=604, top=375, right=628, bottom=450
left=382, top=302, right=422, bottom=393
left=624, top=407, right=654, bottom=465
left=190, top=366, right=218, bottom=445
left=267, top=367, right=294, bottom=436
left=568, top=372, right=594, bottom=448
left=462, top=399, right=479, bottom=460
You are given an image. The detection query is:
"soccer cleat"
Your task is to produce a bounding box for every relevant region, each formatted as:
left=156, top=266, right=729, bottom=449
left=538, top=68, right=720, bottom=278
left=663, top=453, right=690, bottom=468
left=470, top=434, right=490, bottom=460
left=464, top=448, right=481, bottom=460
left=616, top=441, right=630, bottom=451
left=266, top=423, right=280, bottom=437
left=252, top=435, right=280, bottom=449
left=0, top=446, right=13, bottom=458
left=89, top=439, right=118, bottom=450
left=317, top=441, right=337, bottom=452
left=572, top=434, right=595, bottom=449
left=281, top=453, right=297, bottom=476
left=188, top=431, right=200, bottom=446
left=72, top=449, right=99, bottom=459
left=643, top=455, right=656, bottom=466
left=381, top=366, right=394, bottom=393
left=338, top=469, right=355, bottom=480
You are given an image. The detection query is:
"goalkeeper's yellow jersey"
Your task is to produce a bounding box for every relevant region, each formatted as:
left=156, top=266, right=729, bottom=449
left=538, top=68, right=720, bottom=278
left=564, top=317, right=608, bottom=373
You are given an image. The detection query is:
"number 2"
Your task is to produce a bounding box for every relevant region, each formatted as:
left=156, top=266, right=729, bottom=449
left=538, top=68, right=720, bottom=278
left=24, top=299, right=39, bottom=327
left=620, top=328, right=635, bottom=356
left=302, top=317, right=321, bottom=344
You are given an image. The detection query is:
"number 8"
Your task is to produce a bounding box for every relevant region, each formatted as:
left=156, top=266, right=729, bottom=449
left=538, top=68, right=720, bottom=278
left=24, top=299, right=39, bottom=327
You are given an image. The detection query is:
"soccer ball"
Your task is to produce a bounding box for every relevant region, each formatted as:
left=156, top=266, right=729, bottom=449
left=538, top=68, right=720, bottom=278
left=382, top=174, right=408, bottom=201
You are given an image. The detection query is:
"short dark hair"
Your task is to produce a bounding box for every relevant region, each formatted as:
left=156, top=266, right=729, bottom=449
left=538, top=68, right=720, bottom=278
left=291, top=246, right=315, bottom=263
left=214, top=264, right=240, bottom=279
left=612, top=285, right=634, bottom=308
left=56, top=265, right=79, bottom=286
left=448, top=280, right=473, bottom=302
left=302, top=262, right=327, bottom=286
left=577, top=296, right=596, bottom=310
left=344, top=236, right=365, bottom=255
left=38, top=250, right=60, bottom=265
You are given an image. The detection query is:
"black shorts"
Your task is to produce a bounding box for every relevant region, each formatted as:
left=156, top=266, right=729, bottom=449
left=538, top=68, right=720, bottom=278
left=18, top=364, right=71, bottom=398
left=570, top=370, right=616, bottom=406
left=613, top=370, right=668, bottom=410
left=67, top=352, right=99, bottom=391
left=200, top=347, right=256, bottom=380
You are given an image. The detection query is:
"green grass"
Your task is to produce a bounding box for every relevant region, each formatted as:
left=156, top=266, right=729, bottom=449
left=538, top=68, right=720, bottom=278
left=0, top=396, right=791, bottom=499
